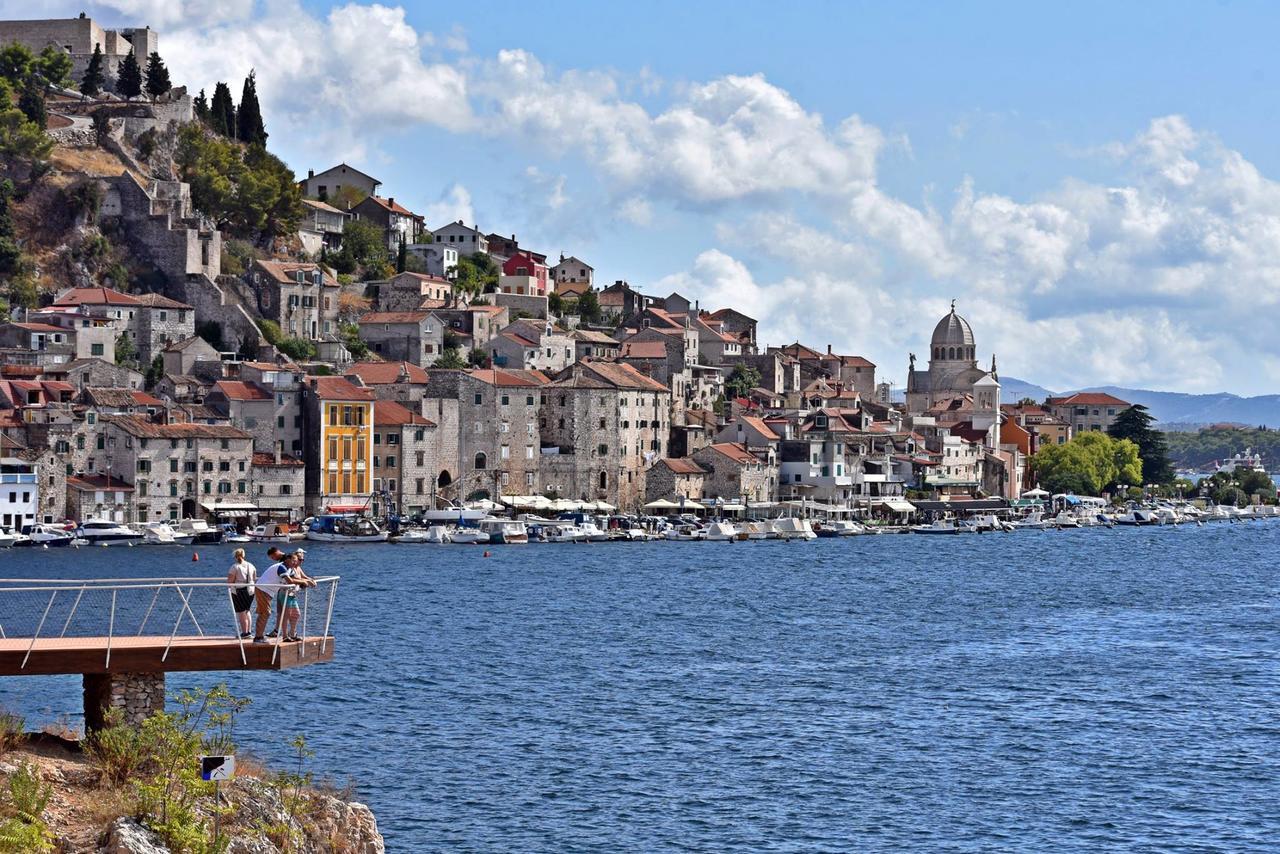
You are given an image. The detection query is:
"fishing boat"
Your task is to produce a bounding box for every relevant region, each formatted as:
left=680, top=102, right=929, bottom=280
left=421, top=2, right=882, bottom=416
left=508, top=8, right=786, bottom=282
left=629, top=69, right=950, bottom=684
left=450, top=527, right=490, bottom=545
left=477, top=518, right=529, bottom=544
left=1052, top=512, right=1081, bottom=529
left=741, top=520, right=776, bottom=540
left=247, top=522, right=294, bottom=543
left=76, top=519, right=144, bottom=547
left=390, top=528, right=434, bottom=544
left=1011, top=511, right=1054, bottom=530
left=305, top=514, right=389, bottom=543
left=772, top=517, right=817, bottom=540
left=663, top=524, right=705, bottom=541
left=704, top=521, right=739, bottom=541
left=22, top=524, right=75, bottom=547
left=424, top=525, right=451, bottom=544
left=140, top=522, right=194, bottom=545
left=544, top=524, right=586, bottom=543
left=0, top=527, right=18, bottom=548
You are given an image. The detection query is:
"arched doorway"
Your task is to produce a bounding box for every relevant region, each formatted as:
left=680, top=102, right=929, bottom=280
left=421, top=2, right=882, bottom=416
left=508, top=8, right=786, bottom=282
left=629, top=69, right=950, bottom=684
left=437, top=470, right=453, bottom=489
left=181, top=498, right=198, bottom=519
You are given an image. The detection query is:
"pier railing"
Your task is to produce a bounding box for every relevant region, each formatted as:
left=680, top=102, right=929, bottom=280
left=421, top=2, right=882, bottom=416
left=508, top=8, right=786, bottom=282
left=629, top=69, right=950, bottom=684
left=0, top=576, right=340, bottom=670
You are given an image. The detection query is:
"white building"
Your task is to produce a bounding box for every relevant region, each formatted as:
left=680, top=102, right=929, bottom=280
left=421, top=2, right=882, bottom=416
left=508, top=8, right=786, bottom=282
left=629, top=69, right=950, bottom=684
left=430, top=221, right=488, bottom=256
left=550, top=255, right=593, bottom=287
left=0, top=458, right=37, bottom=532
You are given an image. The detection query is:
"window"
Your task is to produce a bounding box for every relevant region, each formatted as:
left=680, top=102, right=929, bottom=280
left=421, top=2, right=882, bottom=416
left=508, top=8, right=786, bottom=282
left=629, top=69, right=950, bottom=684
left=386, top=455, right=396, bottom=468
left=169, top=459, right=178, bottom=473
left=501, top=395, right=509, bottom=406
left=416, top=451, right=424, bottom=466
left=598, top=444, right=608, bottom=456
left=500, top=445, right=510, bottom=460
left=474, top=452, right=487, bottom=470
left=387, top=434, right=399, bottom=445
left=525, top=446, right=534, bottom=459
left=474, top=393, right=482, bottom=405
left=91, top=343, right=104, bottom=356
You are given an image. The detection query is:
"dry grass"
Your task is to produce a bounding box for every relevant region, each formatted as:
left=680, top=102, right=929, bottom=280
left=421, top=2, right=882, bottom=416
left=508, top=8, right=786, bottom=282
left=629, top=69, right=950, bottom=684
left=50, top=146, right=127, bottom=178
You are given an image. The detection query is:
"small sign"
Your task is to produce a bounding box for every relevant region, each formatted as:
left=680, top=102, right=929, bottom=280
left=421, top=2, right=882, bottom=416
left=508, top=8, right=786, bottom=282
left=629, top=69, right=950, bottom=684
left=201, top=755, right=235, bottom=782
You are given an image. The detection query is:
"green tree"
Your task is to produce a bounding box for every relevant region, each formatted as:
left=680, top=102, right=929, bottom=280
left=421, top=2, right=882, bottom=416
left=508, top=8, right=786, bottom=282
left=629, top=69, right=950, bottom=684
left=340, top=322, right=368, bottom=360
left=0, top=179, right=21, bottom=275
left=724, top=363, right=762, bottom=400
left=115, top=48, right=142, bottom=100
left=144, top=354, right=164, bottom=388
left=17, top=75, right=46, bottom=127
left=175, top=124, right=302, bottom=242
left=1032, top=431, right=1142, bottom=495
left=547, top=291, right=564, bottom=315
left=236, top=69, right=267, bottom=146
left=35, top=46, right=71, bottom=87
left=192, top=87, right=208, bottom=122
left=1108, top=404, right=1173, bottom=484
left=143, top=51, right=170, bottom=101
left=576, top=289, right=602, bottom=324
left=114, top=332, right=138, bottom=367
left=333, top=219, right=388, bottom=274
left=277, top=337, right=316, bottom=360
left=396, top=234, right=407, bottom=273
left=452, top=252, right=498, bottom=298
left=80, top=44, right=104, bottom=97
left=432, top=348, right=467, bottom=369
left=0, top=42, right=33, bottom=84
left=209, top=81, right=235, bottom=137
left=468, top=347, right=489, bottom=368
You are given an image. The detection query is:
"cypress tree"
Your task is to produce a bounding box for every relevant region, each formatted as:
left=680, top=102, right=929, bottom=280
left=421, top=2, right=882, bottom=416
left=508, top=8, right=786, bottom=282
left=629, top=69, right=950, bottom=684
left=193, top=88, right=208, bottom=122
left=17, top=76, right=46, bottom=127
left=396, top=234, right=407, bottom=273
left=209, top=81, right=235, bottom=137
left=236, top=69, right=267, bottom=146
left=80, top=43, right=104, bottom=97
left=115, top=48, right=142, bottom=100
left=1108, top=404, right=1174, bottom=485
left=143, top=51, right=171, bottom=101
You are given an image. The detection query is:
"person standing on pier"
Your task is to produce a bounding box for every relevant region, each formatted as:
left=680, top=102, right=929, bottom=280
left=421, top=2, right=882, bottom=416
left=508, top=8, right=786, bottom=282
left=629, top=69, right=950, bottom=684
left=226, top=548, right=256, bottom=639
left=253, top=552, right=288, bottom=643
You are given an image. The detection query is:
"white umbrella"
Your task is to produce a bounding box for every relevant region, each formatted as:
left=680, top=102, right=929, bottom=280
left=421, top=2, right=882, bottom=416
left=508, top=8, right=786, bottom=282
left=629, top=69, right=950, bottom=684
left=643, top=498, right=680, bottom=510
left=1022, top=488, right=1050, bottom=498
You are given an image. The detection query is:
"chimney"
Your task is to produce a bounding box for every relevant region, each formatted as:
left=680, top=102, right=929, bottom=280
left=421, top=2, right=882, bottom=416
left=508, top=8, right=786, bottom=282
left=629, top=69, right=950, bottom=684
left=388, top=197, right=395, bottom=207
left=827, top=344, right=832, bottom=355
left=307, top=169, right=314, bottom=179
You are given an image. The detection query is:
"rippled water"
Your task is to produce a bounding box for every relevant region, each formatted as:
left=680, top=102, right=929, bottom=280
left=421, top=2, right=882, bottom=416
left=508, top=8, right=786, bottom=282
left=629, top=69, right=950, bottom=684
left=1, top=523, right=1278, bottom=851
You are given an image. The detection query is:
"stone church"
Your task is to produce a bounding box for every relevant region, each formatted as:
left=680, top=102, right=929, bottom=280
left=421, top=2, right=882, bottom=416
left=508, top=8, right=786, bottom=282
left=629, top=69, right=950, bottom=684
left=905, top=302, right=1001, bottom=444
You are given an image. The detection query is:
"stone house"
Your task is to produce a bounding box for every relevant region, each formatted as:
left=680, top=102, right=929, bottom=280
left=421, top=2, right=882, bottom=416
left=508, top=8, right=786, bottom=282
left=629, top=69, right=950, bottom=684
left=435, top=305, right=509, bottom=350
left=249, top=260, right=341, bottom=342
left=644, top=457, right=706, bottom=503
left=301, top=164, right=380, bottom=201
left=161, top=336, right=220, bottom=376
left=19, top=308, right=118, bottom=363
left=299, top=199, right=349, bottom=254
left=550, top=255, right=593, bottom=288
left=352, top=195, right=425, bottom=251
left=98, top=415, right=255, bottom=523
left=357, top=311, right=447, bottom=366
left=431, top=221, right=489, bottom=256
left=423, top=368, right=550, bottom=501
left=251, top=450, right=306, bottom=520
left=131, top=294, right=196, bottom=363
left=598, top=281, right=649, bottom=320
left=490, top=319, right=575, bottom=373
left=0, top=322, right=80, bottom=366
left=538, top=361, right=672, bottom=510
left=154, top=374, right=208, bottom=405
left=48, top=358, right=144, bottom=391
left=702, top=308, right=758, bottom=354
left=569, top=330, right=618, bottom=362
left=65, top=474, right=134, bottom=524
left=368, top=272, right=453, bottom=312
left=692, top=442, right=778, bottom=504
left=371, top=399, right=440, bottom=518
left=716, top=415, right=781, bottom=455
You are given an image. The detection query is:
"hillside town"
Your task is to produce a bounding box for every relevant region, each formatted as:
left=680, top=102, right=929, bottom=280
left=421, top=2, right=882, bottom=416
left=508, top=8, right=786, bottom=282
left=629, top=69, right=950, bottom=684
left=0, top=15, right=1154, bottom=537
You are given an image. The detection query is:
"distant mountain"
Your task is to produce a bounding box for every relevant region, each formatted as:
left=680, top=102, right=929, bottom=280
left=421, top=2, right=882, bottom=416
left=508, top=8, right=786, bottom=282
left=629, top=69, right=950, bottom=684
left=1000, top=377, right=1280, bottom=427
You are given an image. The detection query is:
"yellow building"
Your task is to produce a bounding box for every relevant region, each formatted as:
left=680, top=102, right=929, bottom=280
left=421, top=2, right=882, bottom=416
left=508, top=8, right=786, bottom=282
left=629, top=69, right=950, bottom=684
left=305, top=376, right=375, bottom=513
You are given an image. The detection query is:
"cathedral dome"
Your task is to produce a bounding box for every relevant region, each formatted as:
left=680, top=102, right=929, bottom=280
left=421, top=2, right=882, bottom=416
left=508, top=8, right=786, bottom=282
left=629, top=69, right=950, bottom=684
left=931, top=303, right=974, bottom=361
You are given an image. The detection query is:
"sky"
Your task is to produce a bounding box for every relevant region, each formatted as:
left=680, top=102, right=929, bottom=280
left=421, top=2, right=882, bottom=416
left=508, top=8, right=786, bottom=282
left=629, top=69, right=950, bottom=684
left=13, top=0, right=1280, bottom=395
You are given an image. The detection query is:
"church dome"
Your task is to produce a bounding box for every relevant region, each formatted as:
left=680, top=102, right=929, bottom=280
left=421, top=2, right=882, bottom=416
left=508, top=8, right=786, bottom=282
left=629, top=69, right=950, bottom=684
left=930, top=303, right=975, bottom=361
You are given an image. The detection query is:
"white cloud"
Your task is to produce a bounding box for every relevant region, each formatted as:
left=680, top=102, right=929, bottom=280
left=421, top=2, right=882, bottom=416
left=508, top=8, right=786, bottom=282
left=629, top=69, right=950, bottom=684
left=616, top=197, right=652, bottom=227
left=422, top=183, right=474, bottom=229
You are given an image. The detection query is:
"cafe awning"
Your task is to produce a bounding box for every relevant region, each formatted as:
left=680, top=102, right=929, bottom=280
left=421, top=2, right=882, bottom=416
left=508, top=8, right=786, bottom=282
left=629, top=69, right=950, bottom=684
left=200, top=501, right=258, bottom=517
left=876, top=499, right=917, bottom=513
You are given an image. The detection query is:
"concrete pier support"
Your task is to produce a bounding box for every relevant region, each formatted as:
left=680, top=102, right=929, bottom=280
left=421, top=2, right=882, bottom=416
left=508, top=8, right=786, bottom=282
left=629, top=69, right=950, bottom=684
left=83, top=672, right=166, bottom=732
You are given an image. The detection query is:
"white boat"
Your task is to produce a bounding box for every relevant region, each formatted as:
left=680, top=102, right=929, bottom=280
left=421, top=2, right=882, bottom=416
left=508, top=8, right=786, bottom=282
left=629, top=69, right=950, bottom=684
left=966, top=514, right=1012, bottom=533
left=664, top=524, right=705, bottom=541
left=391, top=528, right=434, bottom=544
left=477, top=518, right=529, bottom=544
left=0, top=528, right=16, bottom=548
left=578, top=521, right=609, bottom=542
left=421, top=505, right=489, bottom=523
left=911, top=519, right=962, bottom=535
left=1052, top=512, right=1080, bottom=529
left=545, top=524, right=587, bottom=543
left=1151, top=508, right=1180, bottom=526
left=450, top=528, right=490, bottom=545
left=140, top=522, right=194, bottom=545
left=741, top=521, right=776, bottom=540
left=76, top=519, right=144, bottom=547
left=704, top=521, right=739, bottom=541
left=23, top=524, right=75, bottom=547
left=247, top=523, right=294, bottom=543
left=1011, top=512, right=1053, bottom=530
left=305, top=514, right=389, bottom=543
left=176, top=518, right=222, bottom=544
left=424, top=525, right=451, bottom=544
left=771, top=517, right=817, bottom=540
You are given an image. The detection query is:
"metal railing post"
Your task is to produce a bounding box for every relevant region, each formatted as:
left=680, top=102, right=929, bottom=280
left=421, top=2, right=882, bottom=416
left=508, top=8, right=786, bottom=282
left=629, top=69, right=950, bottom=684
left=320, top=579, right=338, bottom=655
left=299, top=585, right=309, bottom=660
left=60, top=586, right=85, bottom=638
left=104, top=590, right=116, bottom=669
left=162, top=583, right=185, bottom=662
left=20, top=590, right=57, bottom=671
left=228, top=585, right=246, bottom=667
left=137, top=584, right=162, bottom=635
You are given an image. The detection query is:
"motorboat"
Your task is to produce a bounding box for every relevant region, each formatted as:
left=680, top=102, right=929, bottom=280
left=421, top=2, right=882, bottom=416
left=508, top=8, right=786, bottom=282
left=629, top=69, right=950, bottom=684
left=664, top=524, right=705, bottom=541
left=424, top=525, right=451, bottom=544
left=1052, top=512, right=1081, bottom=529
left=217, top=522, right=252, bottom=543
left=305, top=514, right=389, bottom=543
left=771, top=518, right=817, bottom=540
left=911, top=519, right=962, bottom=535
left=477, top=518, right=529, bottom=544
left=76, top=519, right=144, bottom=547
left=827, top=520, right=865, bottom=536
left=22, top=524, right=75, bottom=547
left=0, top=527, right=17, bottom=548
left=578, top=521, right=609, bottom=542
left=704, top=521, right=739, bottom=541
left=247, top=523, right=294, bottom=543
left=1011, top=512, right=1054, bottom=530
left=391, top=528, right=434, bottom=544
left=176, top=518, right=222, bottom=544
left=964, top=514, right=1013, bottom=533
left=140, top=522, right=194, bottom=545
left=741, top=520, right=776, bottom=540
left=1151, top=508, right=1180, bottom=526
left=450, top=527, right=491, bottom=545
left=545, top=524, right=587, bottom=543
left=421, top=504, right=490, bottom=524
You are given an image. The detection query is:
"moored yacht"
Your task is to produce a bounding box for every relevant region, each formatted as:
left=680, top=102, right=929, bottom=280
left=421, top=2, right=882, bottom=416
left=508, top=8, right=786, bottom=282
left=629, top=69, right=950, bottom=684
left=23, top=524, right=74, bottom=547
left=911, top=519, right=962, bottom=535
left=305, top=514, right=389, bottom=543
left=771, top=517, right=817, bottom=540
left=76, top=519, right=143, bottom=547
left=477, top=518, right=529, bottom=544
left=704, top=521, right=739, bottom=541
left=176, top=518, right=222, bottom=544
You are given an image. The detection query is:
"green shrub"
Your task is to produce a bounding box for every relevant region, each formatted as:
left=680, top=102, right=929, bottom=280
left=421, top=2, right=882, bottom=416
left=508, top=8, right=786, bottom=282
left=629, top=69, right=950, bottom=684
left=0, top=713, right=22, bottom=755
left=255, top=319, right=281, bottom=346
left=276, top=337, right=316, bottom=361
left=0, top=762, right=52, bottom=853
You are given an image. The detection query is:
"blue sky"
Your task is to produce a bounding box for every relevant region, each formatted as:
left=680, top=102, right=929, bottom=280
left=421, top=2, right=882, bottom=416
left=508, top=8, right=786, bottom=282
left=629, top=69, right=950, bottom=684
left=15, top=0, right=1280, bottom=394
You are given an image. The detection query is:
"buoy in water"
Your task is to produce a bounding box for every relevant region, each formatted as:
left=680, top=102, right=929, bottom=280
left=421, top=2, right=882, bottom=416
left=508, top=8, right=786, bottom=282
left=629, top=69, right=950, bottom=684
left=192, top=552, right=200, bottom=562
left=482, top=550, right=491, bottom=558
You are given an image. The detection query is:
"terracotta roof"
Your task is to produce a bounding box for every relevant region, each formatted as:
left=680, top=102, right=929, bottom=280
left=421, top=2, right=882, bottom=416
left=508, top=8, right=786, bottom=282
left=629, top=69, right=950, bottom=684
left=705, top=307, right=757, bottom=323
left=467, top=305, right=505, bottom=315
left=359, top=311, right=431, bottom=324
left=462, top=368, right=551, bottom=387
left=130, top=390, right=165, bottom=406
left=84, top=388, right=156, bottom=408
left=252, top=451, right=305, bottom=467
left=306, top=376, right=375, bottom=400
left=1046, top=392, right=1131, bottom=407
left=619, top=340, right=667, bottom=359
left=103, top=414, right=250, bottom=440
left=302, top=198, right=347, bottom=215
left=553, top=361, right=669, bottom=393
left=499, top=331, right=538, bottom=348
left=9, top=322, right=65, bottom=333
left=52, top=287, right=141, bottom=307
left=739, top=415, right=780, bottom=441
left=213, top=380, right=271, bottom=401
left=164, top=336, right=213, bottom=352
left=703, top=442, right=759, bottom=465
left=374, top=399, right=434, bottom=427
left=67, top=474, right=134, bottom=491
left=133, top=293, right=193, bottom=310
left=253, top=260, right=338, bottom=287
left=363, top=195, right=422, bottom=218
left=657, top=458, right=706, bottom=475
left=346, top=361, right=429, bottom=385
left=778, top=342, right=824, bottom=360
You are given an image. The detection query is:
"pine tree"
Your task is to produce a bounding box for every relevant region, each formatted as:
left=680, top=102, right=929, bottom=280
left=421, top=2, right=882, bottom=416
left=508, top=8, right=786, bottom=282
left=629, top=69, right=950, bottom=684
left=17, top=76, right=46, bottom=128
left=209, top=81, right=235, bottom=137
left=143, top=51, right=170, bottom=101
left=236, top=69, right=267, bottom=147
left=1108, top=404, right=1174, bottom=484
left=396, top=234, right=407, bottom=273
left=81, top=44, right=104, bottom=97
left=193, top=88, right=208, bottom=122
left=115, top=48, right=142, bottom=100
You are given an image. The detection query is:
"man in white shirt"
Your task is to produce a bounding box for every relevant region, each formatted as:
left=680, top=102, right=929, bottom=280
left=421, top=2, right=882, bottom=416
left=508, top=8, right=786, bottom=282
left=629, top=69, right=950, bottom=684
left=253, top=558, right=289, bottom=642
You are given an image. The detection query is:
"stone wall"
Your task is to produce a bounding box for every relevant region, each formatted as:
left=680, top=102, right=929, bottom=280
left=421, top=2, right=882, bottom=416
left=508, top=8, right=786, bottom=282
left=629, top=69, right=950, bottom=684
left=83, top=671, right=165, bottom=732
left=494, top=292, right=549, bottom=320
left=182, top=275, right=263, bottom=354
left=100, top=174, right=221, bottom=285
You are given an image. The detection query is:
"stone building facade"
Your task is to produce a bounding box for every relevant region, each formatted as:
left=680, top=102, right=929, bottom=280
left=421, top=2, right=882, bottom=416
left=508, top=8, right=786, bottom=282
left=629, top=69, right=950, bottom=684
left=357, top=311, right=446, bottom=366
left=692, top=442, right=778, bottom=504
left=644, top=457, right=706, bottom=503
